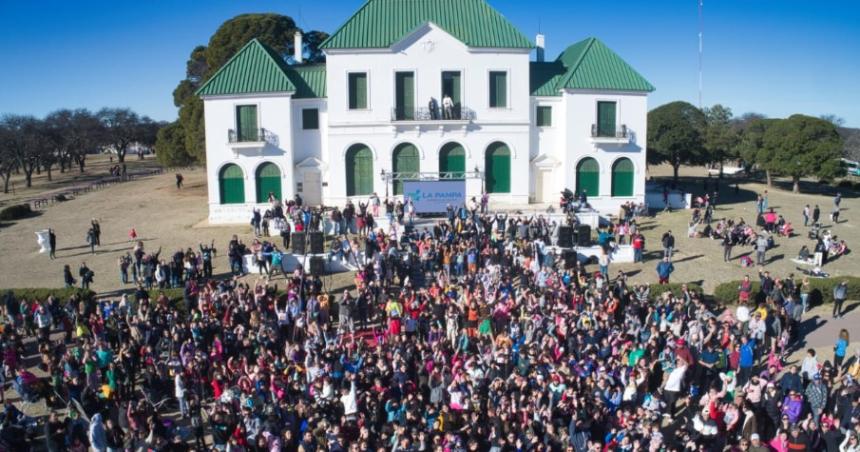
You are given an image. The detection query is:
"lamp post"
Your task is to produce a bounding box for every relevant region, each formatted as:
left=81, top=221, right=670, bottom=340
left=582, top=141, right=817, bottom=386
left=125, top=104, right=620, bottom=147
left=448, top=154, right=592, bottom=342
left=475, top=165, right=484, bottom=194
left=381, top=169, right=389, bottom=198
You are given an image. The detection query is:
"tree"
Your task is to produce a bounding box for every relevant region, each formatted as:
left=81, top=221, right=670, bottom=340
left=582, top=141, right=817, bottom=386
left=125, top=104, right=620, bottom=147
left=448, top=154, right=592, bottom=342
left=820, top=114, right=845, bottom=127
left=135, top=117, right=162, bottom=159
left=702, top=104, right=740, bottom=173
left=736, top=117, right=776, bottom=185
left=1, top=115, right=49, bottom=188
left=98, top=108, right=142, bottom=163
left=155, top=121, right=193, bottom=167
left=647, top=101, right=707, bottom=182
left=0, top=121, right=17, bottom=193
left=761, top=115, right=844, bottom=193
left=167, top=13, right=328, bottom=164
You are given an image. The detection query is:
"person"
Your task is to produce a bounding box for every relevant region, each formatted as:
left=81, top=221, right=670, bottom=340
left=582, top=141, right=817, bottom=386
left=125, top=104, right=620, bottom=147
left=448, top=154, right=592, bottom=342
left=802, top=205, right=811, bottom=227
left=632, top=232, right=644, bottom=263
left=813, top=204, right=821, bottom=225
left=89, top=413, right=107, bottom=452
left=656, top=257, right=674, bottom=284
left=86, top=227, right=97, bottom=255
left=723, top=233, right=733, bottom=262
left=63, top=264, right=76, bottom=288
left=661, top=230, right=675, bottom=260
left=442, top=93, right=454, bottom=119
left=91, top=218, right=101, bottom=246
left=833, top=281, right=848, bottom=318
left=834, top=329, right=849, bottom=369
left=831, top=205, right=840, bottom=224
left=199, top=240, right=215, bottom=278
left=48, top=228, right=57, bottom=259
left=755, top=233, right=768, bottom=265
left=78, top=262, right=94, bottom=289
left=175, top=173, right=184, bottom=189
left=428, top=97, right=439, bottom=120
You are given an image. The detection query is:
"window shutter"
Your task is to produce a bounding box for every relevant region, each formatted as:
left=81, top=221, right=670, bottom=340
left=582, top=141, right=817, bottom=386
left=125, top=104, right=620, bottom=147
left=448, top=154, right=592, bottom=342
left=490, top=72, right=507, bottom=108
left=597, top=101, right=616, bottom=137
left=236, top=105, right=258, bottom=141
left=537, top=106, right=552, bottom=127
left=349, top=73, right=367, bottom=109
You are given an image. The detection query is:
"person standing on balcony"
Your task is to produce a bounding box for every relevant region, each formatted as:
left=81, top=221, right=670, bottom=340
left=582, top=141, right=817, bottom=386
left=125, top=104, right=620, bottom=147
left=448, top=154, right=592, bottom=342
left=442, top=94, right=454, bottom=119
left=428, top=98, right=439, bottom=120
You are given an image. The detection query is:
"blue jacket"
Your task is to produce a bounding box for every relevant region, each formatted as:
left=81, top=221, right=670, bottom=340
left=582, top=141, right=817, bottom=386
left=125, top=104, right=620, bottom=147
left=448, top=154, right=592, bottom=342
left=656, top=261, right=674, bottom=278
left=739, top=340, right=755, bottom=368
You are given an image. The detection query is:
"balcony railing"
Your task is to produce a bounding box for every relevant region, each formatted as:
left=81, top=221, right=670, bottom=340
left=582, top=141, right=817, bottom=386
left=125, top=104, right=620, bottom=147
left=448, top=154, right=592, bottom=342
left=391, top=106, right=476, bottom=122
left=228, top=128, right=267, bottom=144
left=591, top=124, right=628, bottom=139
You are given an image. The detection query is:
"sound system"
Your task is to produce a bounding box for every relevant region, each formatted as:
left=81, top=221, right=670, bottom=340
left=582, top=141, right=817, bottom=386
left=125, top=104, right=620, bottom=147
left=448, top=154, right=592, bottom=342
left=557, top=226, right=573, bottom=248
left=309, top=231, right=325, bottom=254
left=577, top=225, right=592, bottom=247
left=292, top=232, right=306, bottom=255
left=309, top=256, right=326, bottom=275
left=563, top=249, right=578, bottom=268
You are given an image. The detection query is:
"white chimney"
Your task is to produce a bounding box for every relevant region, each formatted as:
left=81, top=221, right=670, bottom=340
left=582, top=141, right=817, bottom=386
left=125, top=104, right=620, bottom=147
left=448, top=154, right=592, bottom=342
left=535, top=34, right=545, bottom=62
left=294, top=31, right=304, bottom=64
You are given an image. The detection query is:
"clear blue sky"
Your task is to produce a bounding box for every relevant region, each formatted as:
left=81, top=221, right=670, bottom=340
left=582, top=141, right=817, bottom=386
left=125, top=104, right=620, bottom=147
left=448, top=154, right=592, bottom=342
left=1, top=0, right=858, bottom=126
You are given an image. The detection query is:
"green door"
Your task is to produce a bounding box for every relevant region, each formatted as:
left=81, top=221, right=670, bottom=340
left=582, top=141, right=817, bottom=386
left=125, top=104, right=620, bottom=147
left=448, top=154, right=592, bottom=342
left=256, top=162, right=282, bottom=202
left=219, top=164, right=245, bottom=204
left=395, top=72, right=414, bottom=120
left=439, top=142, right=466, bottom=179
left=576, top=158, right=599, bottom=197
left=611, top=158, right=634, bottom=197
left=392, top=143, right=419, bottom=195
left=236, top=105, right=258, bottom=141
left=597, top=101, right=616, bottom=137
left=346, top=144, right=373, bottom=196
left=485, top=142, right=511, bottom=193
left=442, top=71, right=461, bottom=115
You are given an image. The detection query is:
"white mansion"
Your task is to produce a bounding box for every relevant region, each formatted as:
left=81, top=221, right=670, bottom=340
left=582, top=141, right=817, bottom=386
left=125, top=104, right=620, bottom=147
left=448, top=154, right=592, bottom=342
left=198, top=0, right=654, bottom=224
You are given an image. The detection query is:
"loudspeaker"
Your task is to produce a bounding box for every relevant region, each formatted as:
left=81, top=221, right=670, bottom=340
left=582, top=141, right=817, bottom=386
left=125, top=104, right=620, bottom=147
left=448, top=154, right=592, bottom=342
left=291, top=232, right=306, bottom=255
left=309, top=256, right=326, bottom=275
left=577, top=225, right=592, bottom=247
left=309, top=232, right=325, bottom=254
left=558, top=226, right=573, bottom=248
left=563, top=249, right=578, bottom=268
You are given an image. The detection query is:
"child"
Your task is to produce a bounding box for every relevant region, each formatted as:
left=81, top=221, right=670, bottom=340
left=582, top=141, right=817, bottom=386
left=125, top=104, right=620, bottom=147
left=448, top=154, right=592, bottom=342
left=128, top=227, right=137, bottom=242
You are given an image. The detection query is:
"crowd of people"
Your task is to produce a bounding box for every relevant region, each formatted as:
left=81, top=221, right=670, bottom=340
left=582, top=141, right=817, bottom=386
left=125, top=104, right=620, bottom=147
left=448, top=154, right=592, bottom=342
left=3, top=188, right=859, bottom=452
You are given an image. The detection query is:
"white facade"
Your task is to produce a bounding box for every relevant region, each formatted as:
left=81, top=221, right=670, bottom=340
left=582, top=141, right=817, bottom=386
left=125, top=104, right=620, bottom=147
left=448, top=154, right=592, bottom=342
left=200, top=7, right=652, bottom=224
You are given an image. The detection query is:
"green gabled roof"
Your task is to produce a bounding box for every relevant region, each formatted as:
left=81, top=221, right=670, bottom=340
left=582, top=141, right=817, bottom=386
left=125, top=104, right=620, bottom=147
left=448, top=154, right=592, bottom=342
left=285, top=65, right=327, bottom=99
left=556, top=38, right=654, bottom=92
left=530, top=61, right=566, bottom=97
left=196, top=39, right=296, bottom=97
left=320, top=0, right=532, bottom=50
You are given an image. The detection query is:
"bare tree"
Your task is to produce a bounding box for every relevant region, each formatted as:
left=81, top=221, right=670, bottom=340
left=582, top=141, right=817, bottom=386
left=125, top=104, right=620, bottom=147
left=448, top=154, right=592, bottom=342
left=1, top=115, right=49, bottom=188
left=98, top=108, right=141, bottom=163
left=0, top=121, right=17, bottom=193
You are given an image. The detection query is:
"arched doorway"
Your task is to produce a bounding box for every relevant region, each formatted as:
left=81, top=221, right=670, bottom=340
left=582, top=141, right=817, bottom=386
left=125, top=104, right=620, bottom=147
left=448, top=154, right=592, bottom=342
left=255, top=162, right=282, bottom=203
left=484, top=142, right=511, bottom=193
left=345, top=144, right=374, bottom=196
left=439, top=142, right=465, bottom=179
left=219, top=164, right=245, bottom=204
left=611, top=158, right=634, bottom=197
left=392, top=143, right=419, bottom=195
left=575, top=158, right=599, bottom=197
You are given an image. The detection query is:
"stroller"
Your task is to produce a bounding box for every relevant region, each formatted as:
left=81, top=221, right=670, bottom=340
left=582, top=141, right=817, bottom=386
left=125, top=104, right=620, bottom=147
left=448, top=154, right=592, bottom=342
left=808, top=223, right=821, bottom=240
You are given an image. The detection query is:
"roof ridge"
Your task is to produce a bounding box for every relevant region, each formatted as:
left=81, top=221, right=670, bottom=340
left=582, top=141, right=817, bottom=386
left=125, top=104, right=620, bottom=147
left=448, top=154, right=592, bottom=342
left=556, top=37, right=596, bottom=93
left=195, top=39, right=261, bottom=96
left=319, top=0, right=378, bottom=49
left=196, top=39, right=296, bottom=97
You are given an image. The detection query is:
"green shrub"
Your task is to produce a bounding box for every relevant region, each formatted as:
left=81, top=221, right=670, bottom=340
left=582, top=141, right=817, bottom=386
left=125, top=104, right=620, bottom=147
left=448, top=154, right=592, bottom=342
left=714, top=276, right=860, bottom=305
left=854, top=181, right=860, bottom=191
left=128, top=288, right=188, bottom=314
left=837, top=180, right=854, bottom=189
left=1, top=288, right=96, bottom=302
left=0, top=204, right=32, bottom=221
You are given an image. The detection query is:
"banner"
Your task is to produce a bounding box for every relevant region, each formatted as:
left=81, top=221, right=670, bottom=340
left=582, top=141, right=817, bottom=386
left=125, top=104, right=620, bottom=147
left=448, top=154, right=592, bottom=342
left=403, top=180, right=466, bottom=213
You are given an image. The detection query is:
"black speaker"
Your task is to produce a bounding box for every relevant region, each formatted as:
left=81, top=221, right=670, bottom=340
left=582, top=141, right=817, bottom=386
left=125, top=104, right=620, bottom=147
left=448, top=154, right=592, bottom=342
left=309, top=231, right=325, bottom=254
left=309, top=256, right=326, bottom=275
left=558, top=226, right=573, bottom=248
left=577, top=225, right=592, bottom=247
left=563, top=249, right=578, bottom=268
left=292, top=232, right=306, bottom=254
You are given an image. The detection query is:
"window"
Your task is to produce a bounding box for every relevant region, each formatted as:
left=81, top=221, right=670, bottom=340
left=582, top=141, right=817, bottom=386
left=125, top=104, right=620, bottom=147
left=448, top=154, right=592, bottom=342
left=536, top=106, right=552, bottom=127
left=597, top=101, right=617, bottom=137
left=394, top=72, right=415, bottom=120
left=485, top=142, right=511, bottom=193
left=348, top=73, right=368, bottom=110
left=235, top=105, right=258, bottom=142
left=489, top=71, right=507, bottom=108
left=219, top=164, right=245, bottom=204
left=345, top=144, right=373, bottom=196
left=302, top=109, right=319, bottom=130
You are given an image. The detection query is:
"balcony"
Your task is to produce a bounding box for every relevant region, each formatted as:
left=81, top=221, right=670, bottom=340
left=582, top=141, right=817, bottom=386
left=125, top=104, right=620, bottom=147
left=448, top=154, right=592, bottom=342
left=227, top=128, right=273, bottom=150
left=391, top=106, right=475, bottom=123
left=590, top=124, right=630, bottom=144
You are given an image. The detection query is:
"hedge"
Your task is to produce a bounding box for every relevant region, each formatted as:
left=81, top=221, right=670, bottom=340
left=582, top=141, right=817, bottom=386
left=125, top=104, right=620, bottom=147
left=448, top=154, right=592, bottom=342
left=647, top=282, right=703, bottom=298
left=713, top=276, right=860, bottom=305
left=1, top=288, right=96, bottom=301
left=0, top=204, right=32, bottom=221
left=129, top=288, right=188, bottom=314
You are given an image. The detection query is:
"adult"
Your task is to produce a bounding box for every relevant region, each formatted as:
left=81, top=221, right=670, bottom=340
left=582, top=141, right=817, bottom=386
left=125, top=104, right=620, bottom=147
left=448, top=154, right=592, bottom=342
left=833, top=281, right=848, bottom=318
left=661, top=230, right=675, bottom=260
left=656, top=257, right=674, bottom=284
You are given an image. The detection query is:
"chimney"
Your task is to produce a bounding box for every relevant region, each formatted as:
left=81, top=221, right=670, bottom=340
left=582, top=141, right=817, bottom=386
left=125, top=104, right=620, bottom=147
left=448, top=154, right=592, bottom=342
left=294, top=31, right=304, bottom=64
left=535, top=34, right=545, bottom=62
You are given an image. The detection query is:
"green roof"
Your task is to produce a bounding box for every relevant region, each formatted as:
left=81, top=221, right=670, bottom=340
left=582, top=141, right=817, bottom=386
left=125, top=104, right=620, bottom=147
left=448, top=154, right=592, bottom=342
left=529, top=62, right=567, bottom=97
left=556, top=38, right=654, bottom=92
left=321, top=0, right=532, bottom=49
left=285, top=65, right=327, bottom=99
left=196, top=39, right=296, bottom=97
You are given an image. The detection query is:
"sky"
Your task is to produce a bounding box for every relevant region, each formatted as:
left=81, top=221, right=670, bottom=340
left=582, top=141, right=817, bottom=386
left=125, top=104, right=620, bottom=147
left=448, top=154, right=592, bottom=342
left=1, top=0, right=858, bottom=126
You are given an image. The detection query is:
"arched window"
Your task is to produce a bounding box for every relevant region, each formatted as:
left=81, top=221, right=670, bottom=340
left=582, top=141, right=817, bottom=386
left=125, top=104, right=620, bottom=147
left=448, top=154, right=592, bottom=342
left=255, top=162, right=282, bottom=203
left=439, top=142, right=465, bottom=179
left=345, top=144, right=374, bottom=196
left=219, top=164, right=245, bottom=204
left=485, top=142, right=511, bottom=193
left=611, top=158, right=634, bottom=197
left=392, top=143, right=419, bottom=195
left=575, top=158, right=599, bottom=197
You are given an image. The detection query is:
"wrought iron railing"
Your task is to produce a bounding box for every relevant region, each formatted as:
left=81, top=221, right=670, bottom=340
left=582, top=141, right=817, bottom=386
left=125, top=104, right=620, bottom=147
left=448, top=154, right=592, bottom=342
left=228, top=128, right=269, bottom=143
left=391, top=106, right=476, bottom=122
left=590, top=123, right=628, bottom=138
